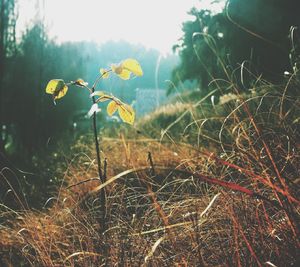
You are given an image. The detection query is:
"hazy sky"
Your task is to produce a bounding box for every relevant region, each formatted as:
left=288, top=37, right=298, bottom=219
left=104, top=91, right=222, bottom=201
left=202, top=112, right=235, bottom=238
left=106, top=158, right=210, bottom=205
left=17, top=0, right=224, bottom=54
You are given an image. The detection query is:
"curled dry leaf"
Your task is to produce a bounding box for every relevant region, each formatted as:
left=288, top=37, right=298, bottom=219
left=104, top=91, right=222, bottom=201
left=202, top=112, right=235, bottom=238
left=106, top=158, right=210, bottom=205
left=74, top=78, right=88, bottom=87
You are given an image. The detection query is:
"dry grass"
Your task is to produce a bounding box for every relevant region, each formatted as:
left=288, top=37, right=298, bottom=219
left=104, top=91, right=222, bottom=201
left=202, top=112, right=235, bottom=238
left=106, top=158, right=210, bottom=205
left=1, top=77, right=300, bottom=266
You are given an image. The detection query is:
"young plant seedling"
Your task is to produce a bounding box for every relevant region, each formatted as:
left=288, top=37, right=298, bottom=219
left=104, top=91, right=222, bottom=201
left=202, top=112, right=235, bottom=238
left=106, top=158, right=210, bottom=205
left=46, top=58, right=142, bottom=124
left=45, top=58, right=143, bottom=233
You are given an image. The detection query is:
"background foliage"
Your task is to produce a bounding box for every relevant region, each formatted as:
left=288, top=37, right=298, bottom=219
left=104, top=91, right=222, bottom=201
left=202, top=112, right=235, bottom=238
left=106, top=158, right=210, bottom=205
left=171, top=0, right=300, bottom=92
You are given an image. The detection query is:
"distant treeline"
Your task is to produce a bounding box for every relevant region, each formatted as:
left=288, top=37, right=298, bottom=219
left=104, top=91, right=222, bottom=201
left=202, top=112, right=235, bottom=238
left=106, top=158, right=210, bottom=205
left=171, top=0, right=300, bottom=93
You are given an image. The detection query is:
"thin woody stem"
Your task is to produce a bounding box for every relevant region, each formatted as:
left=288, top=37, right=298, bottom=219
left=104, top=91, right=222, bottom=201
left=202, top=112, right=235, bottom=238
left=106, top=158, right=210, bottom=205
left=68, top=76, right=106, bottom=235
left=92, top=69, right=112, bottom=90
left=91, top=89, right=103, bottom=182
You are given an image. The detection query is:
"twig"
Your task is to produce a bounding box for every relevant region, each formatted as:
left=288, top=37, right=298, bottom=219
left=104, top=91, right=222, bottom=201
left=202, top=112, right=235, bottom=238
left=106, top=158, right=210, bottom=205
left=66, top=177, right=100, bottom=189
left=147, top=151, right=156, bottom=177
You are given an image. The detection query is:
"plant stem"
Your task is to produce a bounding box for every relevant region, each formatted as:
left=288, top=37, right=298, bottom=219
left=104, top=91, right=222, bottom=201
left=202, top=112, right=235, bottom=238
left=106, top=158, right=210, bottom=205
left=91, top=95, right=103, bottom=182
left=91, top=87, right=107, bottom=236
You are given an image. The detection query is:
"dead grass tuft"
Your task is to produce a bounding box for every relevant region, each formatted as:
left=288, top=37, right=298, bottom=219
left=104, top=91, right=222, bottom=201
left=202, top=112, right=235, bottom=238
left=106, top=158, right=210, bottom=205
left=1, top=75, right=300, bottom=266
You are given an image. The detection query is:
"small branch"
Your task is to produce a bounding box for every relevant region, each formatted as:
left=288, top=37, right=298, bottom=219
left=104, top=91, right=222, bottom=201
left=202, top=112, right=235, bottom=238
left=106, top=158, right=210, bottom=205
left=92, top=70, right=112, bottom=90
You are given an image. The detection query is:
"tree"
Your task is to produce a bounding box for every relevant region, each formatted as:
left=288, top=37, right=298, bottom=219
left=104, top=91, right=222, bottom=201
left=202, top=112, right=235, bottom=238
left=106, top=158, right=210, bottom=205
left=171, top=0, right=300, bottom=93
left=0, top=0, right=17, bottom=156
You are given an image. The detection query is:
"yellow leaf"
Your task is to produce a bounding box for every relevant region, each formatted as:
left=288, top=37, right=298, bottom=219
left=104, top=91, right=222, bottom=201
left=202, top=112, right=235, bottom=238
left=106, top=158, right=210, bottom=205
left=107, top=101, right=118, bottom=116
left=100, top=68, right=110, bottom=79
left=111, top=59, right=143, bottom=80
left=118, top=103, right=135, bottom=125
left=45, top=79, right=68, bottom=100
left=45, top=79, right=64, bottom=94
left=122, top=58, right=143, bottom=76
left=111, top=64, right=123, bottom=75
left=117, top=69, right=131, bottom=80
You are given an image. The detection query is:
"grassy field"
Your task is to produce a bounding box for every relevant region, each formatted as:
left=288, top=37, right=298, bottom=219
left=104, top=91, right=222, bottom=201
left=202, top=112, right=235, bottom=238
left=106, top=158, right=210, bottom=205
left=0, top=76, right=300, bottom=266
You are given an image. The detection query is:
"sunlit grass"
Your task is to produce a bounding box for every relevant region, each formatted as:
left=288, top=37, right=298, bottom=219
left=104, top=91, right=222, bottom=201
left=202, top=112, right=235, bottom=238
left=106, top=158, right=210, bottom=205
left=1, top=70, right=299, bottom=265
